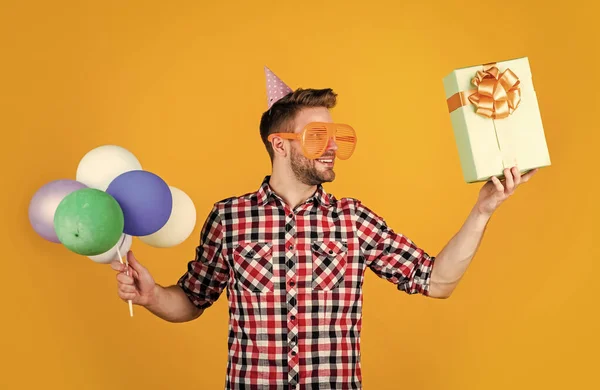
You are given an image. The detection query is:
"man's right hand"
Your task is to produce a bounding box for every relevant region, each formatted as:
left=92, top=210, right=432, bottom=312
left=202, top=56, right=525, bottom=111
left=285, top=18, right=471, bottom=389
left=111, top=251, right=157, bottom=307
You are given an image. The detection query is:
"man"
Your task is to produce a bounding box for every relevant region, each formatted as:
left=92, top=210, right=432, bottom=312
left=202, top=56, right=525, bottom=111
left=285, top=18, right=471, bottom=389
left=112, top=67, right=537, bottom=389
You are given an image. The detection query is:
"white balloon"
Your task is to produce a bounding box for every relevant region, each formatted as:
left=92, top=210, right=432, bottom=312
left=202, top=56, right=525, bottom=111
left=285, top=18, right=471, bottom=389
left=88, top=234, right=133, bottom=264
left=139, top=186, right=196, bottom=248
left=76, top=145, right=142, bottom=190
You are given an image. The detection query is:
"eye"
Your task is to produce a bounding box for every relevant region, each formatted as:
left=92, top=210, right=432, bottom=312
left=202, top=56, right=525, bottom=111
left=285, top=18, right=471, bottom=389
left=307, top=131, right=327, bottom=141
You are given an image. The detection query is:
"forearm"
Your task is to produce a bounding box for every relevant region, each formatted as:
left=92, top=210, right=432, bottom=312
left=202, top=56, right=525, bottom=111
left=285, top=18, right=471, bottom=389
left=145, top=284, right=203, bottom=323
left=429, top=205, right=491, bottom=298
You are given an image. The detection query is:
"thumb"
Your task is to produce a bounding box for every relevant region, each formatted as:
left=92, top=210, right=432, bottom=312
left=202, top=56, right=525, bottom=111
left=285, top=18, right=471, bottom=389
left=127, top=250, right=147, bottom=274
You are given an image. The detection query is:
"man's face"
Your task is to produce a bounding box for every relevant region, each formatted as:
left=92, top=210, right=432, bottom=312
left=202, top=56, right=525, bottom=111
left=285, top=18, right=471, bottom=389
left=288, top=107, right=337, bottom=186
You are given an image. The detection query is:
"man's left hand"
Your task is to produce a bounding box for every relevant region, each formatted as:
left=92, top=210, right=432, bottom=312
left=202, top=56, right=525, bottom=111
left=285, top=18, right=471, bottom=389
left=476, top=166, right=538, bottom=217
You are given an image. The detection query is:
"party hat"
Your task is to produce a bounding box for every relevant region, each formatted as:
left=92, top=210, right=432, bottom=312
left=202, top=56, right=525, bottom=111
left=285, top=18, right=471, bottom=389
left=265, top=66, right=293, bottom=109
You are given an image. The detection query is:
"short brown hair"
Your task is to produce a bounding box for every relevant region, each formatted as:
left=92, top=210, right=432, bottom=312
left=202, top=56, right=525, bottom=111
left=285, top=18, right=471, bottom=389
left=260, top=88, right=337, bottom=162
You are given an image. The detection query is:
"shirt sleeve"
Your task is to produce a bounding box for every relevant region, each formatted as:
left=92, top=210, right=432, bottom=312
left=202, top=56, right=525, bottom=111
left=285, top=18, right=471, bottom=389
left=353, top=200, right=435, bottom=296
left=177, top=203, right=229, bottom=310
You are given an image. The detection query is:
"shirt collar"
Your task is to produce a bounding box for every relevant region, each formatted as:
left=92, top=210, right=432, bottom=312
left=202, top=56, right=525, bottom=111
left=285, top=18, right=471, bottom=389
left=256, top=175, right=333, bottom=207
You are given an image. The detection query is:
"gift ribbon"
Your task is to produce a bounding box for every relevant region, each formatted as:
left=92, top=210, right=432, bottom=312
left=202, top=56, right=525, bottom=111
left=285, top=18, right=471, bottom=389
left=446, top=62, right=522, bottom=171
left=447, top=63, right=522, bottom=119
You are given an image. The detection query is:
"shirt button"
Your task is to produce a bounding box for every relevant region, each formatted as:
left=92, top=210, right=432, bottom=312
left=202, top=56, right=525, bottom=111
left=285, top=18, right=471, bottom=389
left=289, top=281, right=295, bottom=287
left=290, top=315, right=296, bottom=321
left=288, top=213, right=293, bottom=218
left=289, top=244, right=294, bottom=250
left=291, top=351, right=297, bottom=356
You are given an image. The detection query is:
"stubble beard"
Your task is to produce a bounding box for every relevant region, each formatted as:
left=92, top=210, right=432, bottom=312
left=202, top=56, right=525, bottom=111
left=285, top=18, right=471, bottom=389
left=290, top=147, right=335, bottom=186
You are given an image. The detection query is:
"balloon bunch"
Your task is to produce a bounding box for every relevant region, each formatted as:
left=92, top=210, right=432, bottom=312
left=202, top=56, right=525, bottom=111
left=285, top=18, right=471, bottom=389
left=28, top=145, right=196, bottom=316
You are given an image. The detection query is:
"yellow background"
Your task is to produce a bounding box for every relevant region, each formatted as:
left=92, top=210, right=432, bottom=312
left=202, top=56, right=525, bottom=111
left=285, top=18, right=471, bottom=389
left=1, top=0, right=598, bottom=388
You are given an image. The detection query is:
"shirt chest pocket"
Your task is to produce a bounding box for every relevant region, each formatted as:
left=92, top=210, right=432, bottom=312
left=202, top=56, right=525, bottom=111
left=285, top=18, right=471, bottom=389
left=311, top=240, right=347, bottom=291
left=232, top=242, right=274, bottom=294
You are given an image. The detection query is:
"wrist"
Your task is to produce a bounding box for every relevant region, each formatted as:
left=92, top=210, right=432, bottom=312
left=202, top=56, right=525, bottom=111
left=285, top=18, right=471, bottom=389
left=145, top=283, right=161, bottom=308
left=472, top=204, right=492, bottom=224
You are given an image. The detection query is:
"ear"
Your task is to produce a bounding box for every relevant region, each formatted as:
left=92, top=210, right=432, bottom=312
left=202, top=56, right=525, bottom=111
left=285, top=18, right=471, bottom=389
left=270, top=136, right=288, bottom=158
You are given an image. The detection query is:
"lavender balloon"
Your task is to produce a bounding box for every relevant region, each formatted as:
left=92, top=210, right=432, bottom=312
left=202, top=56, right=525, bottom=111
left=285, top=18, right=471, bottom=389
left=28, top=179, right=87, bottom=243
left=106, top=170, right=172, bottom=236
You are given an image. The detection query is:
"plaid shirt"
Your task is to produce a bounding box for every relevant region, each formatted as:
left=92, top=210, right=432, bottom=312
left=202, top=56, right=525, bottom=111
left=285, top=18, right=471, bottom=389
left=178, top=176, right=435, bottom=389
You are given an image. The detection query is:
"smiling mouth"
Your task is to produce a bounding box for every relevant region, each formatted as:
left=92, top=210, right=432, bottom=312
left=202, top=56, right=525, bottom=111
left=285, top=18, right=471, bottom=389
left=316, top=156, right=335, bottom=167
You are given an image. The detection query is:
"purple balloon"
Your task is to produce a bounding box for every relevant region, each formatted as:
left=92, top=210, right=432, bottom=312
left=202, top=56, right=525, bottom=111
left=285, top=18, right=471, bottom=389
left=29, top=179, right=87, bottom=243
left=106, top=170, right=172, bottom=236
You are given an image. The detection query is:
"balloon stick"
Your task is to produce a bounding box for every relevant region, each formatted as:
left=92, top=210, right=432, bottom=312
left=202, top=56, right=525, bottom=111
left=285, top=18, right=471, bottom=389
left=116, top=245, right=133, bottom=317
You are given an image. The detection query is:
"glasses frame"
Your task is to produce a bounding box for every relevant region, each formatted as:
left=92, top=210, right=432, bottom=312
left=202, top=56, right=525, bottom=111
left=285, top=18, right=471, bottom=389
left=267, top=122, right=357, bottom=160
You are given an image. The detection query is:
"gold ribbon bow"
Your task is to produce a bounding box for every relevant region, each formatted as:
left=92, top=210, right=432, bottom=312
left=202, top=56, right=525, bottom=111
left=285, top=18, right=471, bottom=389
left=447, top=64, right=522, bottom=119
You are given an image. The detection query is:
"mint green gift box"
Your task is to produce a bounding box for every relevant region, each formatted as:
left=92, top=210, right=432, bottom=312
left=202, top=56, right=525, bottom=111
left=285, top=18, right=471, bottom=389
left=443, top=57, right=551, bottom=183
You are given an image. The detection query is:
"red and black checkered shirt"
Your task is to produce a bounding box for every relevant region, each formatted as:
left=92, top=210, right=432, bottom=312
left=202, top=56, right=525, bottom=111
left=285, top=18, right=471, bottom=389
left=178, top=176, right=435, bottom=389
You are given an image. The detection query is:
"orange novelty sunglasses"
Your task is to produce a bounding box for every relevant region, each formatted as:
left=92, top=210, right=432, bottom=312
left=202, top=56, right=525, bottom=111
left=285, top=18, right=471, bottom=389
left=267, top=122, right=357, bottom=160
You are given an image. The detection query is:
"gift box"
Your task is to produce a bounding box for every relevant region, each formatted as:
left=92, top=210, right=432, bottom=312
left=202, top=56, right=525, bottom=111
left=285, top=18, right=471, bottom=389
left=442, top=57, right=551, bottom=183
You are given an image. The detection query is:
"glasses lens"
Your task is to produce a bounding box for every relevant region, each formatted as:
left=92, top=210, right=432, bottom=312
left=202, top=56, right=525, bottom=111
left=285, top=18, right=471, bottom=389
left=303, top=124, right=329, bottom=158
left=335, top=125, right=356, bottom=159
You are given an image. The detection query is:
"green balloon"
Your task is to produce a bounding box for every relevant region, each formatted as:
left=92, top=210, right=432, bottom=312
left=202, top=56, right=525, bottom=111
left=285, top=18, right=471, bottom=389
left=53, top=188, right=124, bottom=256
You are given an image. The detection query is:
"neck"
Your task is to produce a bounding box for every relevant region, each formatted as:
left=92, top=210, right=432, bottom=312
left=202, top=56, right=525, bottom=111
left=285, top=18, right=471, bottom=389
left=269, top=163, right=318, bottom=210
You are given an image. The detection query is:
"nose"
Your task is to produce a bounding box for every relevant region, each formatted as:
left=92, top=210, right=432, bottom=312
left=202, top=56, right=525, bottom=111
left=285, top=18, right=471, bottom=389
left=326, top=137, right=338, bottom=152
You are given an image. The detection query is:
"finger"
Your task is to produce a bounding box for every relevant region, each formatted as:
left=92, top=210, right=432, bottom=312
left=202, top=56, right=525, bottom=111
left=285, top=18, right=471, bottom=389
left=125, top=265, right=139, bottom=280
left=127, top=251, right=146, bottom=274
left=119, top=283, right=137, bottom=294
left=513, top=166, right=521, bottom=186
left=491, top=176, right=504, bottom=192
left=117, top=272, right=134, bottom=285
left=504, top=168, right=514, bottom=192
left=118, top=291, right=136, bottom=301
left=110, top=260, right=126, bottom=272
left=125, top=266, right=140, bottom=280
left=521, top=168, right=539, bottom=182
